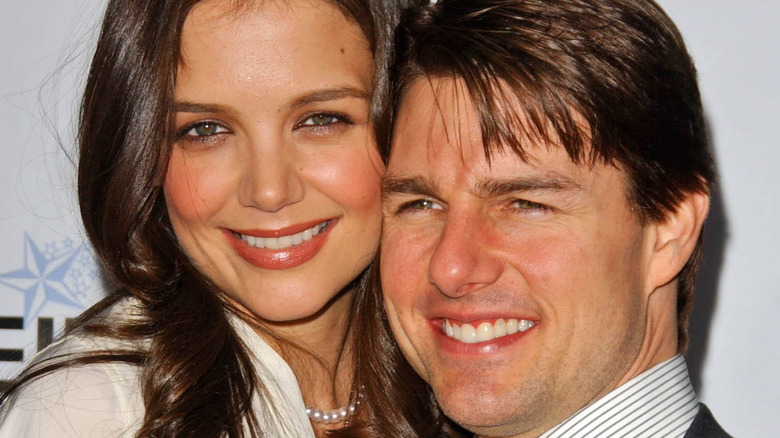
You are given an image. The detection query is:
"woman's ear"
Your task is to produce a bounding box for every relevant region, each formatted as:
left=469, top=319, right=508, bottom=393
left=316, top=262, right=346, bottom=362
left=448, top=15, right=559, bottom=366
left=645, top=190, right=710, bottom=293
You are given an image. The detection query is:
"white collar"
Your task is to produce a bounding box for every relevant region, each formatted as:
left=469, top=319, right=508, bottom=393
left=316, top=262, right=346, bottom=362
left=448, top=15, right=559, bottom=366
left=229, top=313, right=316, bottom=437
left=540, top=355, right=699, bottom=438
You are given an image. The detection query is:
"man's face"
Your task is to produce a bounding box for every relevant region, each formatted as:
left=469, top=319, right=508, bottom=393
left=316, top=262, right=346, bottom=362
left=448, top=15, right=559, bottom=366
left=381, top=78, right=656, bottom=437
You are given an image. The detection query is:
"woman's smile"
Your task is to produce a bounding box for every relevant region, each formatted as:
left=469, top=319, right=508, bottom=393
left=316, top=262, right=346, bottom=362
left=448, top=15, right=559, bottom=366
left=226, top=218, right=338, bottom=270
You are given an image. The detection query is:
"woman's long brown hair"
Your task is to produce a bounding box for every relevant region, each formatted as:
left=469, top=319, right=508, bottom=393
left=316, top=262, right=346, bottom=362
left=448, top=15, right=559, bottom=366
left=0, top=0, right=464, bottom=436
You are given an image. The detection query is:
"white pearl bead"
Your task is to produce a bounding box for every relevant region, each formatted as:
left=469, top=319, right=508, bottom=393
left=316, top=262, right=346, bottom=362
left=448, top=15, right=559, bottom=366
left=306, top=386, right=364, bottom=423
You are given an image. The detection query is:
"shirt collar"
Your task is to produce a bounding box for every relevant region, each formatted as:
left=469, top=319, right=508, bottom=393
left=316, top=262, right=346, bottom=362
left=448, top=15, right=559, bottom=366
left=539, top=355, right=699, bottom=438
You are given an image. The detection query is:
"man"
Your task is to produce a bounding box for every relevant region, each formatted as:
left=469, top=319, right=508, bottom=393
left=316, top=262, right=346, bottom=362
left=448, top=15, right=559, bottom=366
left=379, top=0, right=731, bottom=436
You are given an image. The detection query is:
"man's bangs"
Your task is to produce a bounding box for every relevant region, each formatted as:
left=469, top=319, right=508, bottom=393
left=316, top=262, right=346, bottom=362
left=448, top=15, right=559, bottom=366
left=453, top=61, right=594, bottom=165
left=396, top=1, right=597, bottom=167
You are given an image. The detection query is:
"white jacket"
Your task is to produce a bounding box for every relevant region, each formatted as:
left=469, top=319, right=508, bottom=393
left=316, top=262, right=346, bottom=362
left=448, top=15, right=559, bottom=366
left=0, top=299, right=315, bottom=438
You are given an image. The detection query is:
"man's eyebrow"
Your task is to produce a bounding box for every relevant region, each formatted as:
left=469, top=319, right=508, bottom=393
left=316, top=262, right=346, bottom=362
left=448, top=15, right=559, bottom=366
left=475, top=176, right=581, bottom=197
left=381, top=175, right=439, bottom=200
left=285, top=87, right=369, bottom=111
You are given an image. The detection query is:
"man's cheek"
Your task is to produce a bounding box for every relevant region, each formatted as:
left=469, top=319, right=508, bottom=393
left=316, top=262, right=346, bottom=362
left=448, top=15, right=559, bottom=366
left=381, top=246, right=422, bottom=332
left=381, top=260, right=413, bottom=312
left=382, top=231, right=416, bottom=277
left=384, top=295, right=429, bottom=380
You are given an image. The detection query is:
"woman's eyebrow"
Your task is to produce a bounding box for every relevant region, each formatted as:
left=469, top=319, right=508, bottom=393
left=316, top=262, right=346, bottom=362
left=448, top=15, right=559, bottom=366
left=174, top=101, right=236, bottom=116
left=174, top=87, right=368, bottom=117
left=285, top=87, right=369, bottom=111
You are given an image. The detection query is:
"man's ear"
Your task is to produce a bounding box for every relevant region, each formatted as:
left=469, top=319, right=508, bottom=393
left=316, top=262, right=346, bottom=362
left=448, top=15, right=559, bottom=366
left=645, top=191, right=710, bottom=293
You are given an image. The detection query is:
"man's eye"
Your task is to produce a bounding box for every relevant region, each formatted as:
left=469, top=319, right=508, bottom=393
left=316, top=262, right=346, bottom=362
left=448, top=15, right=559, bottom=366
left=510, top=199, right=550, bottom=213
left=397, top=199, right=444, bottom=213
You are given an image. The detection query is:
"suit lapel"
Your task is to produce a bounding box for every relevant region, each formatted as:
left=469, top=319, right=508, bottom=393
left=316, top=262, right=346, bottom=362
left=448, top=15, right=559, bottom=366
left=684, top=404, right=732, bottom=438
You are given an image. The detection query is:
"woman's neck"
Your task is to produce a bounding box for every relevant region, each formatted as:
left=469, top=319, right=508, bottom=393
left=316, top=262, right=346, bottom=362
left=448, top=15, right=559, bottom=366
left=253, top=288, right=356, bottom=413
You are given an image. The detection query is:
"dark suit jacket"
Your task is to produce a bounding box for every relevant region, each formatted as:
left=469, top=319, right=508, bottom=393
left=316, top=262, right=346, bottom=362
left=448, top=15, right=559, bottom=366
left=684, top=404, right=732, bottom=438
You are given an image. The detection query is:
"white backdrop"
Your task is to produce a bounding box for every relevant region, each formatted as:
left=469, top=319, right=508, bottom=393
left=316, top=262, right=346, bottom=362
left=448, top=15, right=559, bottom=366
left=1, top=1, right=777, bottom=436
left=0, top=0, right=106, bottom=387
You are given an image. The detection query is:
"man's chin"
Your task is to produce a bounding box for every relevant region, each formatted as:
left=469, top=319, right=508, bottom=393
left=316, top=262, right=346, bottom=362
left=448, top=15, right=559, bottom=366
left=429, top=370, right=558, bottom=437
left=447, top=413, right=539, bottom=438
left=434, top=386, right=532, bottom=437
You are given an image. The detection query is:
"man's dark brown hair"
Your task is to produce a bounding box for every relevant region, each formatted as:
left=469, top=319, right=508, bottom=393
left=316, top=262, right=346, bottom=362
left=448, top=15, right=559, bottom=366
left=379, top=0, right=716, bottom=351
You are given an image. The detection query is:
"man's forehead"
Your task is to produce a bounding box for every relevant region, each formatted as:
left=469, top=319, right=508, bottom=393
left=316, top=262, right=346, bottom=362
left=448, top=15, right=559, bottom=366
left=386, top=118, right=595, bottom=200
left=391, top=75, right=598, bottom=170
left=390, top=110, right=596, bottom=193
left=387, top=115, right=619, bottom=201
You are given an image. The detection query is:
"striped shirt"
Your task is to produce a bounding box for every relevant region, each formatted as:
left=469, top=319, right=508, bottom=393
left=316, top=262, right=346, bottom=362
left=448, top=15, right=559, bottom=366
left=540, top=355, right=699, bottom=438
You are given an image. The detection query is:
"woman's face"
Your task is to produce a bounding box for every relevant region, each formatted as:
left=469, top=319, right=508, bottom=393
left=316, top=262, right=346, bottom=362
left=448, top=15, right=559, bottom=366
left=165, top=0, right=381, bottom=324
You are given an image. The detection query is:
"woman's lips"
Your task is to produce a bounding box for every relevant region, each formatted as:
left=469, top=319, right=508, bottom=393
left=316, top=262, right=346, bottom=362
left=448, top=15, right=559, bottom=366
left=226, top=218, right=337, bottom=270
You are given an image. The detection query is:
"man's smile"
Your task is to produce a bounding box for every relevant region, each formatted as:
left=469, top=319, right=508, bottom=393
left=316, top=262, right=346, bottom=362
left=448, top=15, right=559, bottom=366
left=441, top=318, right=537, bottom=344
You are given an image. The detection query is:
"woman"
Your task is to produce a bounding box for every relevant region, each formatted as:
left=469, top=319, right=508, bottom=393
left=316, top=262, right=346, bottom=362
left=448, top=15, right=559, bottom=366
left=0, top=0, right=451, bottom=436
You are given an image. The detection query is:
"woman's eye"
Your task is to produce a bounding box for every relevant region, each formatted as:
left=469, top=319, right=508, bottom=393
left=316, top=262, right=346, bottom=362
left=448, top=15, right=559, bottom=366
left=301, top=114, right=339, bottom=126
left=295, top=112, right=353, bottom=131
left=179, top=121, right=229, bottom=139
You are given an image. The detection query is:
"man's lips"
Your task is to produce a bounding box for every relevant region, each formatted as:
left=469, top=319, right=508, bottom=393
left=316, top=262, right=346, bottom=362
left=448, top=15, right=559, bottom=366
left=438, top=317, right=538, bottom=344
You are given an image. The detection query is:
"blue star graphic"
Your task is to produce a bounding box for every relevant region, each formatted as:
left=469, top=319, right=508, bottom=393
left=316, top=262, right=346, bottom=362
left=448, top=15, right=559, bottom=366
left=0, top=234, right=85, bottom=327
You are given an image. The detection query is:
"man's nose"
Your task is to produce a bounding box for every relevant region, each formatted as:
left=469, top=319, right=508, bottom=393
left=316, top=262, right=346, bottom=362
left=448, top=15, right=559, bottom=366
left=238, top=141, right=305, bottom=212
left=427, top=210, right=502, bottom=298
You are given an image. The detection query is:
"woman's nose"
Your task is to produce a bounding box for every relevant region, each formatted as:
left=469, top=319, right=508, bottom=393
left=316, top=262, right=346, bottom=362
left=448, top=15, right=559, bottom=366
left=238, top=143, right=305, bottom=212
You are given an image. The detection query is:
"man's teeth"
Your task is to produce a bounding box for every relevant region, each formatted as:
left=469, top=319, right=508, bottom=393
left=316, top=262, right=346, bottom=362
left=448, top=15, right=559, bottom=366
left=442, top=318, right=536, bottom=344
left=237, top=221, right=329, bottom=250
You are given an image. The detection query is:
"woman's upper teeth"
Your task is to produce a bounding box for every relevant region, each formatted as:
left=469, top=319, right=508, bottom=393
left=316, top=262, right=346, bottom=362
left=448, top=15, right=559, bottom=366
left=239, top=221, right=328, bottom=250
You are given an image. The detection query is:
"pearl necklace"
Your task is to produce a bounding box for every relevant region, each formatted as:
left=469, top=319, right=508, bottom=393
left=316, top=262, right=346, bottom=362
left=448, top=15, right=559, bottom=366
left=305, top=391, right=362, bottom=424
